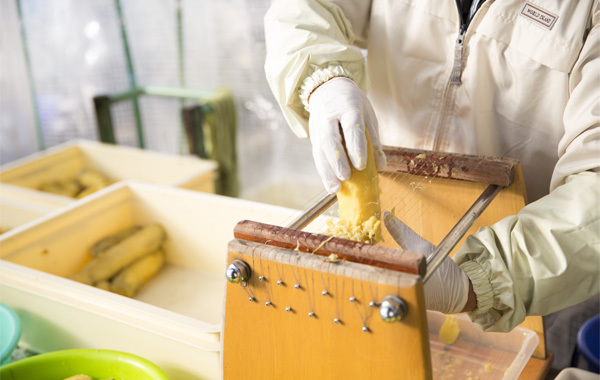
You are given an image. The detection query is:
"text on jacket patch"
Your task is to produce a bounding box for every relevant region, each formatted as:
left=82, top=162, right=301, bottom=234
left=520, top=3, right=558, bottom=30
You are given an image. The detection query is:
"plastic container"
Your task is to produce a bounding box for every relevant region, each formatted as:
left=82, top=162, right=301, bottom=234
left=0, top=180, right=539, bottom=379
left=0, top=139, right=217, bottom=202
left=0, top=181, right=306, bottom=379
left=0, top=303, right=21, bottom=366
left=0, top=184, right=70, bottom=235
left=555, top=368, right=600, bottom=380
left=577, top=314, right=600, bottom=373
left=0, top=349, right=168, bottom=379
left=427, top=311, right=539, bottom=380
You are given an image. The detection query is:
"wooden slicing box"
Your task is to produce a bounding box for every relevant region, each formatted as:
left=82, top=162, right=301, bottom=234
left=222, top=146, right=550, bottom=380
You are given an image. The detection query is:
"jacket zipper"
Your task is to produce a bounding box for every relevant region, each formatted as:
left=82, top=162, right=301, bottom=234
left=432, top=24, right=466, bottom=150
left=450, top=25, right=467, bottom=85
left=432, top=1, right=486, bottom=150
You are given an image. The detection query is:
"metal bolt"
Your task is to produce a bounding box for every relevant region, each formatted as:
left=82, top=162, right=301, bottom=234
left=379, top=295, right=408, bottom=323
left=226, top=260, right=251, bottom=283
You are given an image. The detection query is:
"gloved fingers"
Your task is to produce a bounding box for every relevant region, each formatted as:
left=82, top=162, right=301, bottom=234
left=383, top=211, right=470, bottom=314
left=321, top=118, right=351, bottom=182
left=339, top=111, right=368, bottom=170
left=382, top=211, right=436, bottom=256
left=308, top=108, right=350, bottom=193
left=312, top=145, right=342, bottom=194
left=424, top=257, right=470, bottom=314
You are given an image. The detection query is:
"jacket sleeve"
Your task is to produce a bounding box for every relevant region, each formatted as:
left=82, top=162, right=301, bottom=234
left=454, top=4, right=600, bottom=333
left=550, top=4, right=600, bottom=190
left=453, top=171, right=600, bottom=332
left=263, top=0, right=371, bottom=138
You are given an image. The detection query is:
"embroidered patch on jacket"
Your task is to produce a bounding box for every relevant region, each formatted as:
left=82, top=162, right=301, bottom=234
left=520, top=3, right=558, bottom=30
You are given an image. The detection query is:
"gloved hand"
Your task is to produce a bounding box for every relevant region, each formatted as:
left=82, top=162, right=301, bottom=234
left=307, top=77, right=387, bottom=193
left=383, top=211, right=470, bottom=314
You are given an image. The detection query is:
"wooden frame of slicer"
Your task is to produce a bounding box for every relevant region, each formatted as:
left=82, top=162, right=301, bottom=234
left=222, top=146, right=551, bottom=379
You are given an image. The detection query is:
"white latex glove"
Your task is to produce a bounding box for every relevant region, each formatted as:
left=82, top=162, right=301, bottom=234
left=308, top=77, right=387, bottom=193
left=383, top=211, right=470, bottom=314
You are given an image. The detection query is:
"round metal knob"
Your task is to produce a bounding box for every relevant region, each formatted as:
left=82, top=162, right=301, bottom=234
left=379, top=295, right=407, bottom=323
left=226, top=260, right=251, bottom=283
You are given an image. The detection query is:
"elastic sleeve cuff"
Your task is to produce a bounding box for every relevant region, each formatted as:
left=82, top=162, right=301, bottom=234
left=299, top=64, right=354, bottom=112
left=460, top=260, right=495, bottom=314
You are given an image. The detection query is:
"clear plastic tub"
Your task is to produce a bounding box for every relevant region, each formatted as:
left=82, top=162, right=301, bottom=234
left=428, top=311, right=539, bottom=380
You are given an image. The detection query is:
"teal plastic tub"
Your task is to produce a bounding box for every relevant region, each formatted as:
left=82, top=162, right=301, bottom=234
left=0, top=303, right=21, bottom=366
left=0, top=349, right=169, bottom=379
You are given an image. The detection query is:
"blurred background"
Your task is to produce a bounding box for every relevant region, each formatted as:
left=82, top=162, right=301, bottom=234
left=0, top=0, right=323, bottom=209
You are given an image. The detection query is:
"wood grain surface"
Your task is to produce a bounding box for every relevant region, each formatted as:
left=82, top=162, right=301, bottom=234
left=234, top=219, right=426, bottom=276
left=382, top=146, right=519, bottom=186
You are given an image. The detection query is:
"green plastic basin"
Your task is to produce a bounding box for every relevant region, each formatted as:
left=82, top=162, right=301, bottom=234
left=0, top=349, right=169, bottom=379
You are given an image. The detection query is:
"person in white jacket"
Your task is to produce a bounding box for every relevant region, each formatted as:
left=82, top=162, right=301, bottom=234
left=264, top=0, right=599, bottom=368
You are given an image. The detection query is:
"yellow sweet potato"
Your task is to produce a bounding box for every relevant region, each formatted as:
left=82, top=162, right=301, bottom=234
left=76, top=169, right=108, bottom=189
left=88, top=225, right=143, bottom=258
left=39, top=179, right=81, bottom=197
left=70, top=223, right=166, bottom=284
left=94, top=280, right=111, bottom=291
left=327, top=130, right=382, bottom=244
left=39, top=169, right=109, bottom=198
left=110, top=249, right=165, bottom=297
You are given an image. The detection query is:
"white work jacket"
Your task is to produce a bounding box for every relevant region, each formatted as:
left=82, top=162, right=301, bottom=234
left=264, top=0, right=599, bottom=332
left=265, top=0, right=599, bottom=201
